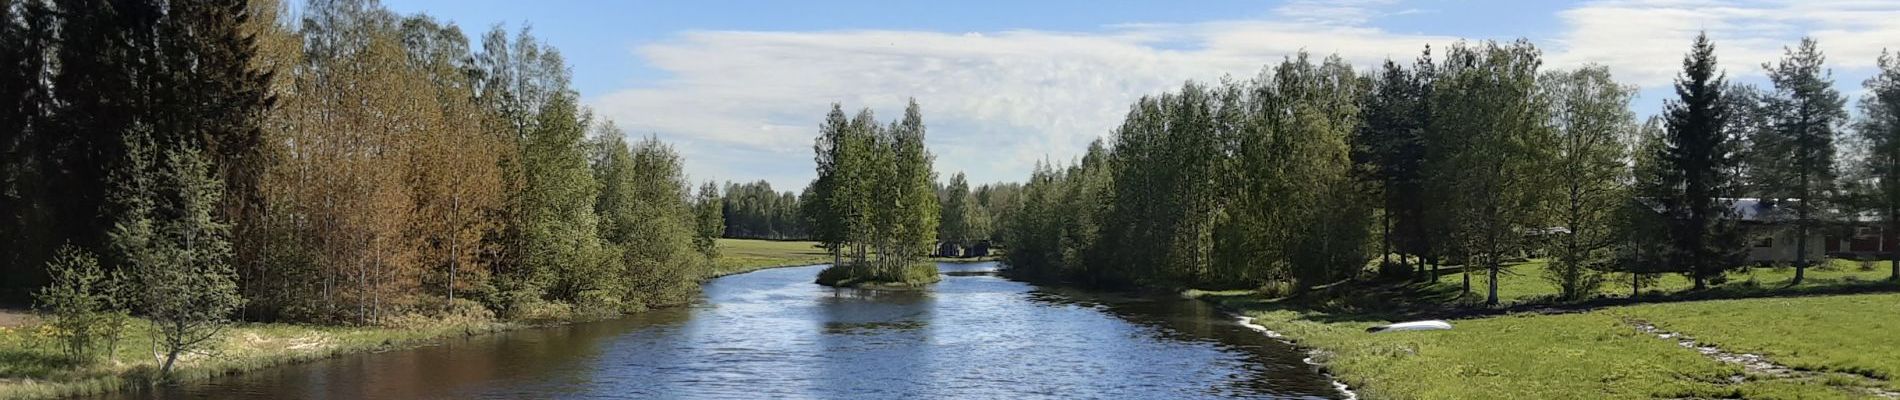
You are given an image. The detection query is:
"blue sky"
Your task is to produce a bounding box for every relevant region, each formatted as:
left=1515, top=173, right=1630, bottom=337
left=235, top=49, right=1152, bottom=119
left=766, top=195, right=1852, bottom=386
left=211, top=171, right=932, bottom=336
left=373, top=0, right=1899, bottom=191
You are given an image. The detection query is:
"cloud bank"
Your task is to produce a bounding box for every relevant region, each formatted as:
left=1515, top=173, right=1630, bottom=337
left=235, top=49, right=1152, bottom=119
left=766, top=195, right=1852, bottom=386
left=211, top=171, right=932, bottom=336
left=588, top=0, right=1900, bottom=190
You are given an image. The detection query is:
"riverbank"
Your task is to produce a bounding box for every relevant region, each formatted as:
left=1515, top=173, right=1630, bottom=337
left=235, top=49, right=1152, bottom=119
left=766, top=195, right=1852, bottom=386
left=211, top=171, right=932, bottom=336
left=0, top=240, right=829, bottom=400
left=0, top=314, right=516, bottom=400
left=1192, top=260, right=1900, bottom=399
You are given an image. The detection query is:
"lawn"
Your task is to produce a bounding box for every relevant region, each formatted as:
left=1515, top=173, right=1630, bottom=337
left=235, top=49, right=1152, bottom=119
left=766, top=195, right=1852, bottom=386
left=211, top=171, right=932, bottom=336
left=1618, top=295, right=1900, bottom=389
left=1412, top=258, right=1895, bottom=306
left=1199, top=260, right=1900, bottom=399
left=711, top=238, right=832, bottom=276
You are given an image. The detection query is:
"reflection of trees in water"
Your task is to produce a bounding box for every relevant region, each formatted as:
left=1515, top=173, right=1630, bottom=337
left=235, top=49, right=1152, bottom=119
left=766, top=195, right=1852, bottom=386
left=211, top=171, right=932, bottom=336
left=120, top=308, right=701, bottom=400
left=813, top=284, right=936, bottom=397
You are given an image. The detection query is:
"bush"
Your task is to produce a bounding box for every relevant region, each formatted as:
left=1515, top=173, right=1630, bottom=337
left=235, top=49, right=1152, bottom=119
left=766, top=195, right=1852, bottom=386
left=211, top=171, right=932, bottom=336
left=33, top=246, right=130, bottom=363
left=509, top=299, right=573, bottom=324
left=816, top=262, right=941, bottom=288
left=1376, top=260, right=1412, bottom=282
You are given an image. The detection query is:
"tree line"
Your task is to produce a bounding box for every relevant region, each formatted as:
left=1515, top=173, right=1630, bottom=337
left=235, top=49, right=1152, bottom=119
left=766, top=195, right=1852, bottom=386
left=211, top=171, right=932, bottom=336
left=1, top=0, right=712, bottom=372
left=1002, top=34, right=1900, bottom=305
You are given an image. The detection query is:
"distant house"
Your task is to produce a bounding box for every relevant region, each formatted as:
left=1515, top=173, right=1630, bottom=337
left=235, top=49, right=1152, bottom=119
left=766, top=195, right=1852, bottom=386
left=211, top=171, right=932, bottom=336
left=1637, top=198, right=1891, bottom=264
left=1824, top=212, right=1896, bottom=260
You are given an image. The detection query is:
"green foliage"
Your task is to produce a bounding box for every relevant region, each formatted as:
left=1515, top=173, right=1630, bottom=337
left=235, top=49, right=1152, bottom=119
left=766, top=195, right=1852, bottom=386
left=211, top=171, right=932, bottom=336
left=32, top=246, right=129, bottom=363
left=517, top=90, right=606, bottom=307
left=814, top=262, right=941, bottom=288
left=693, top=181, right=723, bottom=259
left=1857, top=50, right=1900, bottom=280
left=720, top=180, right=807, bottom=240
left=1657, top=32, right=1749, bottom=289
left=1354, top=51, right=1435, bottom=278
left=807, top=99, right=940, bottom=283
left=938, top=172, right=978, bottom=244
left=619, top=136, right=706, bottom=308
left=1540, top=65, right=1636, bottom=300
left=1007, top=54, right=1378, bottom=291
left=1425, top=40, right=1556, bottom=305
left=1758, top=37, right=1848, bottom=280
left=115, top=146, right=245, bottom=377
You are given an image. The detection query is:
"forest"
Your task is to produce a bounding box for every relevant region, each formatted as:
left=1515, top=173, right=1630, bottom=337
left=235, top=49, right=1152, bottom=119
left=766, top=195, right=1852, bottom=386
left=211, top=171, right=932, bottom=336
left=0, top=0, right=721, bottom=374
left=1002, top=35, right=1900, bottom=306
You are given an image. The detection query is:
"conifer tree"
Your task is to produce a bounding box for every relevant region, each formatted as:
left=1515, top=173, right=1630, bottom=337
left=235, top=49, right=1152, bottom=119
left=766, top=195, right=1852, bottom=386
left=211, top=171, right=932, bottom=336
left=1659, top=32, right=1747, bottom=289
left=1759, top=37, right=1846, bottom=283
left=1857, top=50, right=1900, bottom=281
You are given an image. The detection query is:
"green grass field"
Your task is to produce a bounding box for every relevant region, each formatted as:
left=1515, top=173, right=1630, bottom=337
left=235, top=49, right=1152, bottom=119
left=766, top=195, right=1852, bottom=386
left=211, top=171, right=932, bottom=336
left=1200, top=260, right=1900, bottom=399
left=711, top=238, right=832, bottom=276
left=1438, top=258, right=1896, bottom=305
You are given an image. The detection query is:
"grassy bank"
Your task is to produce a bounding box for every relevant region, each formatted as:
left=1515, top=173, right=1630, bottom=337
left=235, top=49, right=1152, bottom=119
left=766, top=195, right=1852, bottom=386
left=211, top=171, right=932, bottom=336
left=0, top=238, right=826, bottom=399
left=1196, top=261, right=1900, bottom=400
left=0, top=314, right=513, bottom=400
left=712, top=238, right=832, bottom=276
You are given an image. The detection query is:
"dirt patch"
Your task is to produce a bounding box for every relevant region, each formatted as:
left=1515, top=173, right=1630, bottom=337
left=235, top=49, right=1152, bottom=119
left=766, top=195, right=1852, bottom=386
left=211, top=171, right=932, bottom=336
left=0, top=309, right=38, bottom=328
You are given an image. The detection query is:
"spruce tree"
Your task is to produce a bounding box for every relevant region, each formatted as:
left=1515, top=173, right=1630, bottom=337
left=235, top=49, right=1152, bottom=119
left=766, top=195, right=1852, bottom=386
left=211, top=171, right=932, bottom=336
left=1659, top=32, right=1746, bottom=289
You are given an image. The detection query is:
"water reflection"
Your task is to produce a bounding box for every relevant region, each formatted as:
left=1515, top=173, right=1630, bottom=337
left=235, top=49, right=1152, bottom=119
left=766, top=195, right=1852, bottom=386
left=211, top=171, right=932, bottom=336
left=96, top=262, right=1341, bottom=400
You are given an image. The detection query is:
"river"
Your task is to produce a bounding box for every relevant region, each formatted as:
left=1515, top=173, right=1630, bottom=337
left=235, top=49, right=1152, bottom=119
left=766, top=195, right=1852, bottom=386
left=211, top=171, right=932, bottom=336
left=98, top=262, right=1344, bottom=399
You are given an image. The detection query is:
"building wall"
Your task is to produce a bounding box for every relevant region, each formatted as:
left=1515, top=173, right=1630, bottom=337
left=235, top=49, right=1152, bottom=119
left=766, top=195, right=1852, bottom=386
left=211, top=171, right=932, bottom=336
left=1745, top=227, right=1826, bottom=264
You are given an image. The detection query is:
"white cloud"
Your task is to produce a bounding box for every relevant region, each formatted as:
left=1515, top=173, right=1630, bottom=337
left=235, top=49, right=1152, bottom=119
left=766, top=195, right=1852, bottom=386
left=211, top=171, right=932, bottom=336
left=588, top=0, right=1900, bottom=190
left=589, top=13, right=1453, bottom=188
left=1548, top=0, right=1900, bottom=87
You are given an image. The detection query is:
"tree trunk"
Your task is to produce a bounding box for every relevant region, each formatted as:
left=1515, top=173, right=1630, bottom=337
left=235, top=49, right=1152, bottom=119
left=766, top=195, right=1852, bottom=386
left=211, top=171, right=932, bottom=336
left=1632, top=271, right=1640, bottom=299
left=1794, top=174, right=1810, bottom=285
left=1381, top=211, right=1392, bottom=267
left=1461, top=254, right=1471, bottom=294
left=449, top=196, right=459, bottom=306
left=161, top=347, right=180, bottom=378
left=1890, top=210, right=1899, bottom=282
left=1486, top=259, right=1499, bottom=306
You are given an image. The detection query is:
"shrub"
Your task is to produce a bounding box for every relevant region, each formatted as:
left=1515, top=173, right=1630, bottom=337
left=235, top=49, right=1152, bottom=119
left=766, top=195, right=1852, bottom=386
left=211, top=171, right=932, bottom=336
left=1376, top=260, right=1412, bottom=282
left=33, top=246, right=130, bottom=363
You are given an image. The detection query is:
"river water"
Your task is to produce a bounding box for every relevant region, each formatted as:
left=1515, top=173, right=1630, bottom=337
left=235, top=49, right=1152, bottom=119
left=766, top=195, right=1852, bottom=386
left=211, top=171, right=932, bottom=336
left=100, top=262, right=1343, bottom=399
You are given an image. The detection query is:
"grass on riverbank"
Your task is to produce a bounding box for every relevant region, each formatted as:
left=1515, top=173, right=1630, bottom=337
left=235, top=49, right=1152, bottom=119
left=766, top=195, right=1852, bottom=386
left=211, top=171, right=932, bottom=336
left=1440, top=258, right=1896, bottom=305
left=712, top=238, right=832, bottom=276
left=1196, top=261, right=1900, bottom=399
left=713, top=238, right=1000, bottom=276
left=0, top=314, right=510, bottom=400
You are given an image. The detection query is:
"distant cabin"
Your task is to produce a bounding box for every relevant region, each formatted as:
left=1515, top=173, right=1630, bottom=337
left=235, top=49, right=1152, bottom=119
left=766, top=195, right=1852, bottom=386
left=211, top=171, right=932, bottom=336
left=1637, top=198, right=1891, bottom=263
left=934, top=240, right=992, bottom=258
